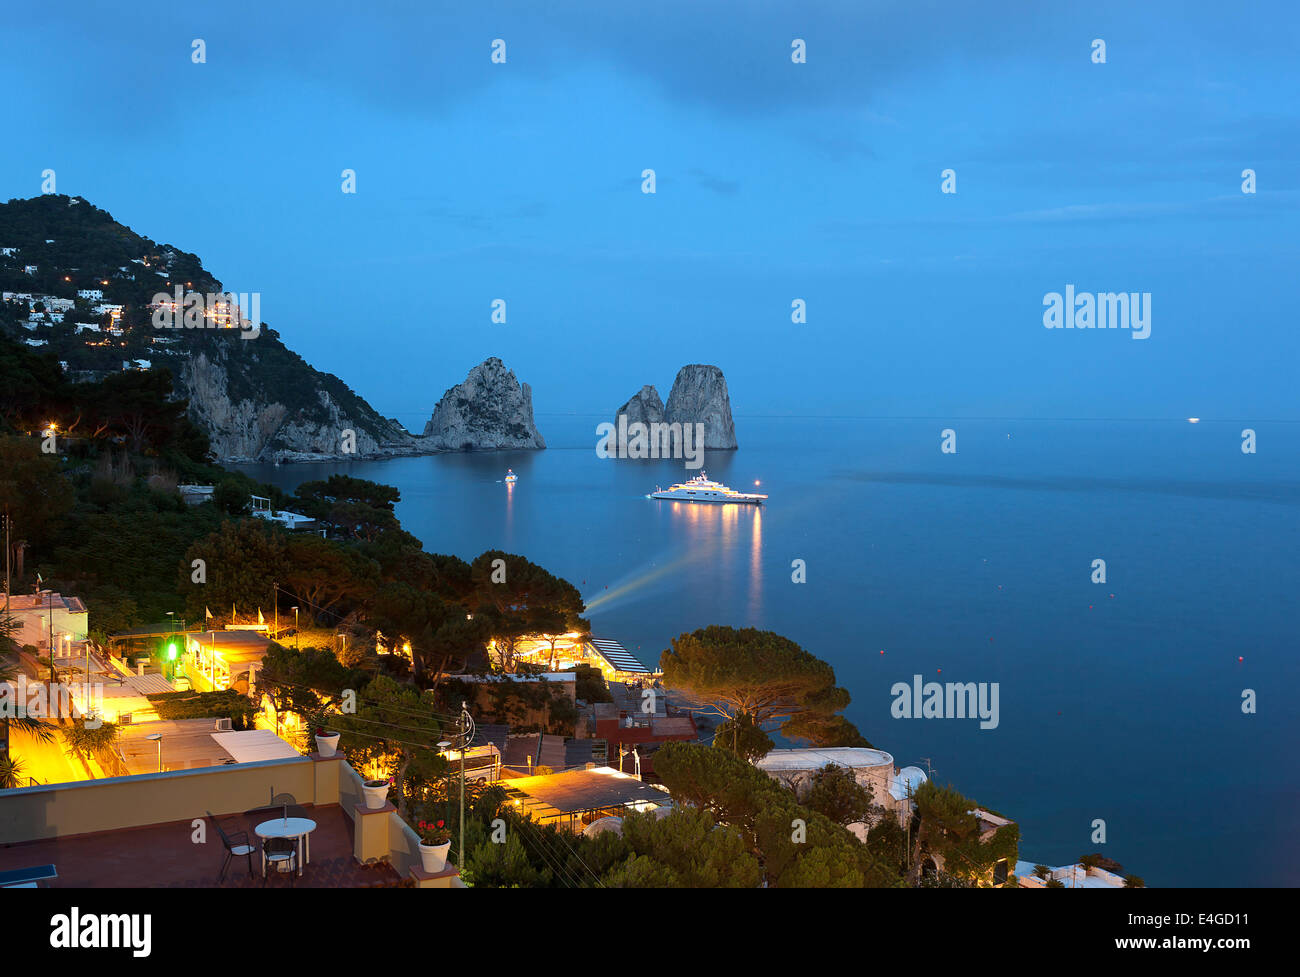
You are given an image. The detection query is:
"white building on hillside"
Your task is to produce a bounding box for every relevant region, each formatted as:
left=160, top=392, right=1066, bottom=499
left=1015, top=860, right=1128, bottom=888
left=2, top=591, right=89, bottom=653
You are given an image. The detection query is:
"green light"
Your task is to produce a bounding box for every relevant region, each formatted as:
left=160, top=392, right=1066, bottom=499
left=166, top=642, right=178, bottom=661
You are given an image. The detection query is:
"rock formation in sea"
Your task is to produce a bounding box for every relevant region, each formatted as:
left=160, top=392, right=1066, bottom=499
left=612, top=384, right=665, bottom=429
left=421, top=357, right=547, bottom=450
left=664, top=364, right=738, bottom=449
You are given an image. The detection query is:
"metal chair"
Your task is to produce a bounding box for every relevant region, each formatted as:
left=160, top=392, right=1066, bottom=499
left=206, top=811, right=255, bottom=883
left=261, top=836, right=299, bottom=886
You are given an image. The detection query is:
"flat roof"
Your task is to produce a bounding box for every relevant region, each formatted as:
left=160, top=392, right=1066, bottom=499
left=212, top=730, right=301, bottom=764
left=505, top=767, right=671, bottom=815
left=756, top=747, right=895, bottom=772
left=116, top=719, right=238, bottom=774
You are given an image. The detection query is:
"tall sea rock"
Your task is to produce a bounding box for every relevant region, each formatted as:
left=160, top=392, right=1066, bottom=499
left=612, top=384, right=665, bottom=429
left=422, top=357, right=546, bottom=450
left=665, top=364, right=738, bottom=449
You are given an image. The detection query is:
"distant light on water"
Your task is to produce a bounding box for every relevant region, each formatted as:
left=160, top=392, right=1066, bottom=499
left=1187, top=417, right=1200, bottom=424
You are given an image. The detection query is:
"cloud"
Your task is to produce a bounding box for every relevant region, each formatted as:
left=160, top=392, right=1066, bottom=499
left=688, top=168, right=740, bottom=195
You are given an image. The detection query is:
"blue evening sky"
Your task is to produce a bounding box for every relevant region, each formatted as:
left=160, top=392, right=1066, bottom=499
left=3, top=1, right=1296, bottom=426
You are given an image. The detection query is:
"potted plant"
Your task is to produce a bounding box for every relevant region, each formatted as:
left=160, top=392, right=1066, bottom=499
left=416, top=818, right=452, bottom=873
left=362, top=776, right=391, bottom=809
left=314, top=727, right=341, bottom=757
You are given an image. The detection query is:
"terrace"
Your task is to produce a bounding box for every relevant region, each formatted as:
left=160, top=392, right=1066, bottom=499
left=0, top=804, right=398, bottom=888
left=0, top=751, right=462, bottom=889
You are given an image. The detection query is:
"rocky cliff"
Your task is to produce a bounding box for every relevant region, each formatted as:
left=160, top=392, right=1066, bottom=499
left=422, top=357, right=546, bottom=450
left=0, top=194, right=428, bottom=463
left=181, top=346, right=422, bottom=463
left=612, top=384, right=665, bottom=428
left=664, top=364, right=738, bottom=449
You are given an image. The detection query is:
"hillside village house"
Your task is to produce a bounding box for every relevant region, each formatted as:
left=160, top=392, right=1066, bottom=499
left=3, top=591, right=88, bottom=653
left=76, top=288, right=103, bottom=301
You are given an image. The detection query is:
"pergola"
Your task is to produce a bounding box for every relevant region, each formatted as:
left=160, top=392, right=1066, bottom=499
left=501, top=767, right=672, bottom=831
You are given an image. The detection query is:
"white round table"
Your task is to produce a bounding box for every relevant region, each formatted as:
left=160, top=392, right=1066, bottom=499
left=254, top=817, right=316, bottom=877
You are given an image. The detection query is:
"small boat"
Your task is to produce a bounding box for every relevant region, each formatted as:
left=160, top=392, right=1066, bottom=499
left=504, top=469, right=518, bottom=483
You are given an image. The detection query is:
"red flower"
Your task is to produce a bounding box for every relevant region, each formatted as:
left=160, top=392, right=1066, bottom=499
left=436, top=820, right=445, bottom=829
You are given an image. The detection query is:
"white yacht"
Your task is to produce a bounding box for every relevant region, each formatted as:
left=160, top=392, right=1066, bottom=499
left=504, top=469, right=518, bottom=483
left=649, top=472, right=767, bottom=505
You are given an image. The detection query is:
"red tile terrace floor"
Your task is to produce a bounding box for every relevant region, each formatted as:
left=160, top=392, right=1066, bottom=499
left=0, top=803, right=401, bottom=888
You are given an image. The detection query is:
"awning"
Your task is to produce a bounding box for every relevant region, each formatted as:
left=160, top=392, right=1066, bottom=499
left=211, top=729, right=301, bottom=763
left=587, top=638, right=653, bottom=675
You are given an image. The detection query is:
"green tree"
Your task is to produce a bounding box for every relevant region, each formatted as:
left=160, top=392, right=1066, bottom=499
left=712, top=711, right=774, bottom=762
left=801, top=762, right=875, bottom=827
left=282, top=532, right=378, bottom=617
left=908, top=781, right=1018, bottom=886
left=605, top=807, right=761, bottom=888
left=60, top=716, right=119, bottom=772
left=180, top=519, right=285, bottom=621
left=211, top=478, right=250, bottom=516
left=330, top=673, right=448, bottom=818
left=293, top=475, right=400, bottom=541
left=470, top=550, right=587, bottom=672
left=0, top=753, right=30, bottom=789
left=255, top=642, right=359, bottom=739
left=0, top=633, right=58, bottom=747
left=0, top=435, right=76, bottom=548
left=652, top=740, right=901, bottom=888
left=661, top=625, right=871, bottom=749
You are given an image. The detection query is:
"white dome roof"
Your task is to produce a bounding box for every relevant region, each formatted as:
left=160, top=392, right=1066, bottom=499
left=582, top=816, right=625, bottom=838
left=889, top=765, right=928, bottom=800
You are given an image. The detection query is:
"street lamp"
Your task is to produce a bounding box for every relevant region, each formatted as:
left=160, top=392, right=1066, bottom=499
left=145, top=732, right=163, bottom=773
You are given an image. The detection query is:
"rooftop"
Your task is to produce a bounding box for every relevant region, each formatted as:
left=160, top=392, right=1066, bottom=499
left=756, top=747, right=895, bottom=772
left=0, top=804, right=399, bottom=888
left=3, top=591, right=87, bottom=614
left=503, top=766, right=672, bottom=817
left=115, top=720, right=296, bottom=775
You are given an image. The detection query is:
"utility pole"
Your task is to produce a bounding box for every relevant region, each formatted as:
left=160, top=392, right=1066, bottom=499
left=4, top=507, right=10, bottom=618
left=458, top=701, right=472, bottom=872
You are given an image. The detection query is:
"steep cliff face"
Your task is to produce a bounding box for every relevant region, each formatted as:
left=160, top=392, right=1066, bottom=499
left=0, top=194, right=428, bottom=464
left=422, top=357, right=546, bottom=450
left=180, top=347, right=422, bottom=463
left=612, top=384, right=665, bottom=428
left=664, top=364, right=738, bottom=449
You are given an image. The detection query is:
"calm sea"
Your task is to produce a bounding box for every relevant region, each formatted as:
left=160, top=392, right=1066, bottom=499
left=242, top=415, right=1300, bottom=887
